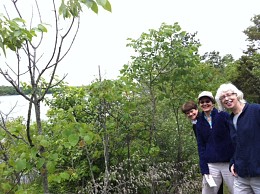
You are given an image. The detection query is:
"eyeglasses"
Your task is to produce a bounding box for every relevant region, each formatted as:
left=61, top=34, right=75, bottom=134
left=219, top=93, right=237, bottom=101
left=199, top=100, right=211, bottom=104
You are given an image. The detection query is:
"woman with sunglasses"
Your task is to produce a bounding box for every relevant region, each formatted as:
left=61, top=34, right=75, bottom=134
left=196, top=91, right=234, bottom=194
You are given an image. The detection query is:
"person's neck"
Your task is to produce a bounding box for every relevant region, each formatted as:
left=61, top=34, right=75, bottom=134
left=204, top=111, right=211, bottom=118
left=232, top=103, right=245, bottom=115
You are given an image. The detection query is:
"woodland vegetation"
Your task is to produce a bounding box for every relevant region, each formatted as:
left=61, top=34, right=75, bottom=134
left=0, top=86, right=21, bottom=95
left=0, top=86, right=56, bottom=96
left=0, top=0, right=259, bottom=193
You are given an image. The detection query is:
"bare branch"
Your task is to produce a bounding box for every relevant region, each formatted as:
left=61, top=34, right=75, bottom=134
left=31, top=0, right=44, bottom=49
left=59, top=17, right=80, bottom=62
left=0, top=69, right=30, bottom=101
left=44, top=0, right=59, bottom=69
left=12, top=0, right=22, bottom=18
left=3, top=5, right=10, bottom=20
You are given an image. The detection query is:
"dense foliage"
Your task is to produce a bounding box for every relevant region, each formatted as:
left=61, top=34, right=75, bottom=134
left=0, top=1, right=259, bottom=193
left=0, top=22, right=228, bottom=194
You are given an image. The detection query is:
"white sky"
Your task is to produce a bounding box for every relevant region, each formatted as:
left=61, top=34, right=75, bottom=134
left=1, top=0, right=260, bottom=86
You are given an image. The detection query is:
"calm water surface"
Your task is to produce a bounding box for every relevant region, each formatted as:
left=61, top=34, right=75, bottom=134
left=0, top=94, right=51, bottom=121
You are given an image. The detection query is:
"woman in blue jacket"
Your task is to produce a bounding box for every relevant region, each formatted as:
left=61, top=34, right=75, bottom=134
left=181, top=100, right=224, bottom=194
left=196, top=91, right=234, bottom=194
left=216, top=83, right=260, bottom=194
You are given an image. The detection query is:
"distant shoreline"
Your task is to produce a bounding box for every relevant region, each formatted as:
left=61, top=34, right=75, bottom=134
left=0, top=85, right=81, bottom=96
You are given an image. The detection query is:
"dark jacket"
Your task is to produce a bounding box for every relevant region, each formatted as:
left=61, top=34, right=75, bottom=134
left=192, top=112, right=201, bottom=139
left=229, top=103, right=260, bottom=177
left=196, top=108, right=234, bottom=175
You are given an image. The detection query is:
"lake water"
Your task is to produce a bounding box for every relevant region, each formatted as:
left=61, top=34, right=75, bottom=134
left=0, top=94, right=51, bottom=121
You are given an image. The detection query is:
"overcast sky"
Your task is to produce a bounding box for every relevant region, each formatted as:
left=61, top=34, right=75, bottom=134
left=1, top=0, right=260, bottom=86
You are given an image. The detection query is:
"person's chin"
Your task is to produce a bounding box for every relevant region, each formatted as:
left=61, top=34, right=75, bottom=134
left=224, top=101, right=234, bottom=109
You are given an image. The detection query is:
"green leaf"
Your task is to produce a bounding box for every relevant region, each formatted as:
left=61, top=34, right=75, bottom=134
left=36, top=158, right=45, bottom=169
left=1, top=183, right=12, bottom=192
left=40, top=139, right=49, bottom=147
left=96, top=0, right=111, bottom=12
left=30, top=29, right=37, bottom=37
left=15, top=159, right=26, bottom=171
left=37, top=24, right=47, bottom=32
left=12, top=17, right=26, bottom=24
left=68, top=134, right=79, bottom=146
left=83, top=134, right=93, bottom=145
left=59, top=0, right=66, bottom=14
left=0, top=40, right=6, bottom=56
left=50, top=153, right=59, bottom=161
left=91, top=2, right=98, bottom=13
left=63, top=142, right=71, bottom=148
left=30, top=147, right=38, bottom=158
left=63, top=128, right=73, bottom=137
left=59, top=1, right=70, bottom=18
left=53, top=175, right=62, bottom=183
left=47, top=161, right=56, bottom=173
left=60, top=172, right=70, bottom=180
left=81, top=0, right=94, bottom=8
left=103, top=0, right=112, bottom=12
left=13, top=30, right=21, bottom=37
left=96, top=0, right=106, bottom=6
left=9, top=124, right=23, bottom=135
left=0, top=162, right=6, bottom=169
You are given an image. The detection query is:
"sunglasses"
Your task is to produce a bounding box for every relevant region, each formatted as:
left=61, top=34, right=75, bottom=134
left=199, top=100, right=211, bottom=104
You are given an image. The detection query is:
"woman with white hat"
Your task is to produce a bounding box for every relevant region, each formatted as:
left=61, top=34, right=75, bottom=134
left=196, top=91, right=234, bottom=194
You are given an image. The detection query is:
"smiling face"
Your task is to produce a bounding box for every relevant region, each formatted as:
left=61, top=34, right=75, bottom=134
left=185, top=108, right=198, bottom=121
left=199, top=97, right=214, bottom=114
left=219, top=91, right=238, bottom=111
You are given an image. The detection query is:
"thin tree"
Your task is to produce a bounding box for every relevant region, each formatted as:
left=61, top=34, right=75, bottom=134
left=0, top=0, right=111, bottom=192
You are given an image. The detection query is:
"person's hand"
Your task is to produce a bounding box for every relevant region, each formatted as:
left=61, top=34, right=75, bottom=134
left=231, top=164, right=238, bottom=177
left=204, top=174, right=210, bottom=179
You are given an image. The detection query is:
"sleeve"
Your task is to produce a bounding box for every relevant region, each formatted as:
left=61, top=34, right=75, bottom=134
left=196, top=120, right=209, bottom=175
left=224, top=111, right=231, bottom=132
left=228, top=113, right=236, bottom=171
left=192, top=124, right=197, bottom=139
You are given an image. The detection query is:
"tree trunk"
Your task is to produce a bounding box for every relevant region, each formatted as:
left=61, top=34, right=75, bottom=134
left=34, top=99, right=49, bottom=193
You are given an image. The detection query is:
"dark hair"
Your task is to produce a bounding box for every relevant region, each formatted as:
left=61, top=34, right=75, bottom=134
left=198, top=96, right=215, bottom=104
left=181, top=101, right=198, bottom=113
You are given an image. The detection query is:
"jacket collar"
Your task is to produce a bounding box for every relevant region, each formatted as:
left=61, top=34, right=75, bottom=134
left=202, top=107, right=217, bottom=118
left=230, top=103, right=248, bottom=118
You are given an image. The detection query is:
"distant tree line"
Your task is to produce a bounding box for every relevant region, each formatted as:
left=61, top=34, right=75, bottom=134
left=0, top=85, right=22, bottom=96
left=0, top=85, right=59, bottom=96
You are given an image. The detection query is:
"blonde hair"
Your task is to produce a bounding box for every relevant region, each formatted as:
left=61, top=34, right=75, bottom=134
left=215, top=83, right=246, bottom=111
